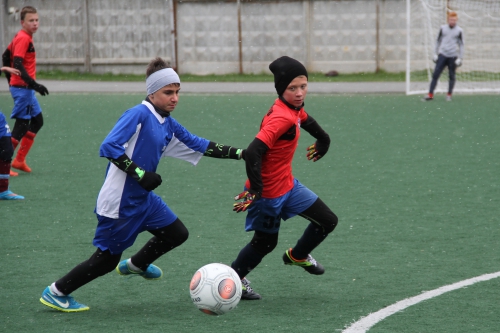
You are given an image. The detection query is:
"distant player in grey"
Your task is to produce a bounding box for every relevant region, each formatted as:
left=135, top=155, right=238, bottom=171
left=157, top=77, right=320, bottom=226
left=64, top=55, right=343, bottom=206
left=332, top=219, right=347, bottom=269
left=424, top=11, right=464, bottom=101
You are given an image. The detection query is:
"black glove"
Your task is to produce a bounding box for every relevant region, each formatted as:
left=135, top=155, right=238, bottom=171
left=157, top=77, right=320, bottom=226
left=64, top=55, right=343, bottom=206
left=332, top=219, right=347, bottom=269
left=137, top=171, right=162, bottom=191
left=306, top=140, right=330, bottom=162
left=32, top=83, right=49, bottom=96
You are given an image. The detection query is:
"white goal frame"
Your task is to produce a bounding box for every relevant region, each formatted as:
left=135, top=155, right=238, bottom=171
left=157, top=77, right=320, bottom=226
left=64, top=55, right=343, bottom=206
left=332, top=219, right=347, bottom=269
left=406, top=0, right=500, bottom=95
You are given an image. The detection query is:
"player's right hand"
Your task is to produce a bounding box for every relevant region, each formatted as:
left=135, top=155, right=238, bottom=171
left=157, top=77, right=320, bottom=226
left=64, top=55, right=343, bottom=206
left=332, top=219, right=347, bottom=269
left=432, top=54, right=438, bottom=63
left=33, top=83, right=49, bottom=96
left=138, top=171, right=162, bottom=191
left=233, top=190, right=259, bottom=213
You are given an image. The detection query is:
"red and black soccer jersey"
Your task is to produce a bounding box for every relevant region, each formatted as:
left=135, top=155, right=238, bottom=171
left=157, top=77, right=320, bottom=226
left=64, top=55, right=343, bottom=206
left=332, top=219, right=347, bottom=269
left=245, top=98, right=309, bottom=198
left=7, top=30, right=36, bottom=86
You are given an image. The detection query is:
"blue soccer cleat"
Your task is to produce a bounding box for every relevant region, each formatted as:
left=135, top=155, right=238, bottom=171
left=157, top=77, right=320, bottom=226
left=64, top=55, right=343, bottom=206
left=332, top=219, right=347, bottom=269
left=0, top=190, right=24, bottom=200
left=116, top=259, right=163, bottom=280
left=40, top=286, right=89, bottom=312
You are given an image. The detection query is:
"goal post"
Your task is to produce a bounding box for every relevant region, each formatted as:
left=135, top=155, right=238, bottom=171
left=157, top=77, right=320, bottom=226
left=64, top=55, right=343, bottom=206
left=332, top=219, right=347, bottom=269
left=406, top=0, right=500, bottom=95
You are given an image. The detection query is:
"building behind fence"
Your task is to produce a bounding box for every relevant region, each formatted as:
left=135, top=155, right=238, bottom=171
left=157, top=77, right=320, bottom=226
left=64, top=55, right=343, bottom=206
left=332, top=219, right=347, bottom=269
left=0, top=0, right=414, bottom=75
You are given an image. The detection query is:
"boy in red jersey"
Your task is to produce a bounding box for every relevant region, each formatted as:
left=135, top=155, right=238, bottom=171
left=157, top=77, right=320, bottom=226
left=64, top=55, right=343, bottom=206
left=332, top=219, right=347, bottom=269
left=231, top=56, right=338, bottom=300
left=2, top=6, right=49, bottom=174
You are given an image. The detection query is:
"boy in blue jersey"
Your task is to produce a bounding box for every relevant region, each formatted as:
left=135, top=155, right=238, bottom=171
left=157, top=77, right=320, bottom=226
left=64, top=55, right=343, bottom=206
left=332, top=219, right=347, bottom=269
left=40, top=58, right=246, bottom=312
left=0, top=66, right=24, bottom=200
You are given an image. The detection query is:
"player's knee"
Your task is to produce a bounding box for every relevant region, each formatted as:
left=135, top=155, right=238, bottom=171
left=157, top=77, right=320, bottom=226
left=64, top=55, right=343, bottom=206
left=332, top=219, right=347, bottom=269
left=29, top=114, right=44, bottom=133
left=322, top=211, right=338, bottom=234
left=250, top=231, right=278, bottom=255
left=11, top=119, right=30, bottom=140
left=173, top=227, right=189, bottom=247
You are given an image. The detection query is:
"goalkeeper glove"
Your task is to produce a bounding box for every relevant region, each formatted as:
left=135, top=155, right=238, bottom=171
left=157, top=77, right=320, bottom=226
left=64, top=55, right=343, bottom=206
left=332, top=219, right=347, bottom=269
left=432, top=54, right=438, bottom=63
left=136, top=168, right=162, bottom=191
left=306, top=141, right=329, bottom=162
left=455, top=58, right=462, bottom=67
left=233, top=190, right=260, bottom=213
left=31, top=82, right=49, bottom=96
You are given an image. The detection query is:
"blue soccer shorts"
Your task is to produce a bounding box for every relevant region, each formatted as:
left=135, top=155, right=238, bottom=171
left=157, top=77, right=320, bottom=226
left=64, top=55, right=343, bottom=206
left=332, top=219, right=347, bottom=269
left=93, top=194, right=178, bottom=255
left=9, top=87, right=42, bottom=119
left=244, top=178, right=318, bottom=234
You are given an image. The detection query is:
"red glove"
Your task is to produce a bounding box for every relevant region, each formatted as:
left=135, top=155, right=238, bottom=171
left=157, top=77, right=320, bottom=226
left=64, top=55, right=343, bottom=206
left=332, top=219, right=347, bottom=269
left=233, top=190, right=258, bottom=213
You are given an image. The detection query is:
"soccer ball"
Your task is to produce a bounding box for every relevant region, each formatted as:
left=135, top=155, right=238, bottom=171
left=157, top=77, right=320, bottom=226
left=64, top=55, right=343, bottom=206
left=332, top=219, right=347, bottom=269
left=189, top=263, right=242, bottom=315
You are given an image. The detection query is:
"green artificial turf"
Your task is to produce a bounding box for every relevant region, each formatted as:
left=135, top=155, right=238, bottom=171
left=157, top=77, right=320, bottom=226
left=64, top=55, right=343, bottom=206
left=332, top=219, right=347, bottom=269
left=1, top=93, right=499, bottom=333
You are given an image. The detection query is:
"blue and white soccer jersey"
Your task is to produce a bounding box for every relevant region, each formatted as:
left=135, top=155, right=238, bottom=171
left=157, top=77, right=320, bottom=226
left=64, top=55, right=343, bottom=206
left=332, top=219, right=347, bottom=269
left=0, top=112, right=12, bottom=138
left=244, top=179, right=318, bottom=234
left=9, top=87, right=42, bottom=119
left=93, top=100, right=209, bottom=254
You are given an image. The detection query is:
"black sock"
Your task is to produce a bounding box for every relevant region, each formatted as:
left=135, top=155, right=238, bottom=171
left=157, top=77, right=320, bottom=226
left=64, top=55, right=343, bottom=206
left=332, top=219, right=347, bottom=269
left=291, top=223, right=328, bottom=260
left=231, top=243, right=265, bottom=279
left=55, top=249, right=121, bottom=295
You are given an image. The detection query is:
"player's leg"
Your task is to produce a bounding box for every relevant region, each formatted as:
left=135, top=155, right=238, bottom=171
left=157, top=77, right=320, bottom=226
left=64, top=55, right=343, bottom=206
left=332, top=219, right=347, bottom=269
left=6, top=116, right=27, bottom=177
left=116, top=194, right=180, bottom=279
left=9, top=86, right=33, bottom=148
left=447, top=57, right=457, bottom=101
left=118, top=217, right=188, bottom=279
left=12, top=93, right=43, bottom=172
left=231, top=231, right=278, bottom=300
left=40, top=248, right=121, bottom=312
left=0, top=134, right=24, bottom=200
left=425, top=54, right=447, bottom=101
left=280, top=180, right=338, bottom=274
left=10, top=118, right=29, bottom=149
left=282, top=198, right=338, bottom=274
left=231, top=196, right=284, bottom=300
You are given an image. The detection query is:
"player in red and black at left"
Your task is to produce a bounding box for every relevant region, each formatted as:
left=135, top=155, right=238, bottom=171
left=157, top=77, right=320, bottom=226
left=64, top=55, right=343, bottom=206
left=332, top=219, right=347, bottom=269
left=230, top=56, right=338, bottom=300
left=2, top=6, right=48, bottom=174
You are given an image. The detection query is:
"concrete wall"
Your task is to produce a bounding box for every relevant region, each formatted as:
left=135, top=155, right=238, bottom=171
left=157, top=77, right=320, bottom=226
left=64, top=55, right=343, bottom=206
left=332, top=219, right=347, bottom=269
left=1, top=0, right=498, bottom=76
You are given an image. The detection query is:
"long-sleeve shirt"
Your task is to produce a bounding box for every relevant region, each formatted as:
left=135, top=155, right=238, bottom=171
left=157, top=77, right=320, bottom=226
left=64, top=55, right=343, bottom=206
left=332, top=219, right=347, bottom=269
left=435, top=24, right=464, bottom=58
left=96, top=100, right=209, bottom=218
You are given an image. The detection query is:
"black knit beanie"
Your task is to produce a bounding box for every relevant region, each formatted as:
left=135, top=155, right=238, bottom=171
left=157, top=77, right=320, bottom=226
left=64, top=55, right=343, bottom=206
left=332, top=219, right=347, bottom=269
left=269, top=56, right=308, bottom=96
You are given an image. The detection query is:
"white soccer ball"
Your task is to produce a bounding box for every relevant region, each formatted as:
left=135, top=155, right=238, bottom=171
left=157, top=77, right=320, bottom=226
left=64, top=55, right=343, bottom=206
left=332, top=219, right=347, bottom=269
left=189, top=263, right=242, bottom=315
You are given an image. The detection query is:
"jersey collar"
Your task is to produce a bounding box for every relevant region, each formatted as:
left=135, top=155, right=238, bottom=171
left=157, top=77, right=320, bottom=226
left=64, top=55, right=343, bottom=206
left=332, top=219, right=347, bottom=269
left=144, top=96, right=171, bottom=117
left=142, top=99, right=169, bottom=123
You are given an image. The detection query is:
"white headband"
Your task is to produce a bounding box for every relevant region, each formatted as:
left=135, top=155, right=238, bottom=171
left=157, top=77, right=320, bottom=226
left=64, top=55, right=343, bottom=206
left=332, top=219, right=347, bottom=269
left=146, top=68, right=181, bottom=95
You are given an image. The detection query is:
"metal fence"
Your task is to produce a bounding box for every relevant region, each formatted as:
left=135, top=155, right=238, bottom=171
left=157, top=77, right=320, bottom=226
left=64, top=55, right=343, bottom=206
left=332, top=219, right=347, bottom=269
left=1, top=0, right=408, bottom=75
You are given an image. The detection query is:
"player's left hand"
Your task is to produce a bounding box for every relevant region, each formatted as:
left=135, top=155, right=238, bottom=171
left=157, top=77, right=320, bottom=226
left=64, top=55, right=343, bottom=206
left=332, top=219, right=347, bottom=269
left=33, top=83, right=49, bottom=96
left=306, top=141, right=329, bottom=162
left=455, top=58, right=462, bottom=67
left=233, top=190, right=259, bottom=213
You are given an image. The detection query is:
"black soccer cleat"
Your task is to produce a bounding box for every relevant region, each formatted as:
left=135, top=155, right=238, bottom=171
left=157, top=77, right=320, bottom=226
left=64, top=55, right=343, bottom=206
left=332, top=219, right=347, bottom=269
left=283, top=248, right=325, bottom=275
left=241, top=278, right=261, bottom=300
left=422, top=95, right=433, bottom=101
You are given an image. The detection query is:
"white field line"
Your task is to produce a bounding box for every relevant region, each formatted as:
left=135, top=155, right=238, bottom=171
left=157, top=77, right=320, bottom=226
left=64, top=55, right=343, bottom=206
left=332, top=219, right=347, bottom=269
left=342, top=271, right=500, bottom=333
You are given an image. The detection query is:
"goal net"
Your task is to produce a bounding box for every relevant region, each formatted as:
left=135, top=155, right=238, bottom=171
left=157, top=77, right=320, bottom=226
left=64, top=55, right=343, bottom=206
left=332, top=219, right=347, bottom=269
left=406, top=0, right=500, bottom=95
